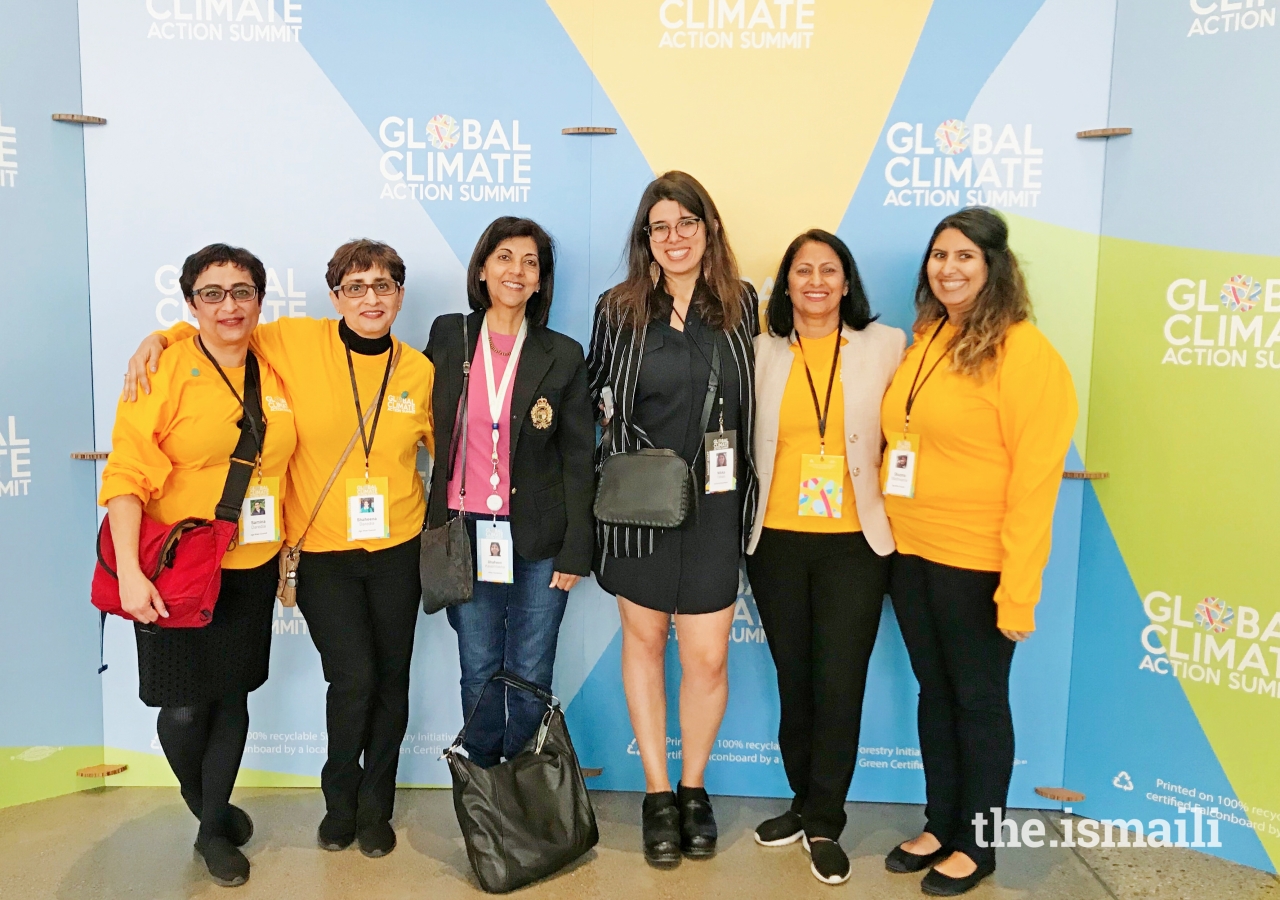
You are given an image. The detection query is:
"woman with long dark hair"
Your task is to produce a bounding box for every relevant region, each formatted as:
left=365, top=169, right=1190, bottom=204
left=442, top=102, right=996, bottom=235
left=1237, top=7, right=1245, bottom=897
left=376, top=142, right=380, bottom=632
left=587, top=171, right=758, bottom=867
left=746, top=230, right=904, bottom=884
left=424, top=216, right=595, bottom=769
left=881, top=208, right=1076, bottom=896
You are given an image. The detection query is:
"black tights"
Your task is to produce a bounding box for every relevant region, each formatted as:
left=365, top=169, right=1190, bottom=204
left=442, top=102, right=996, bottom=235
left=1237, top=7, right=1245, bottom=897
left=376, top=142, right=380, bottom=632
left=156, top=693, right=250, bottom=842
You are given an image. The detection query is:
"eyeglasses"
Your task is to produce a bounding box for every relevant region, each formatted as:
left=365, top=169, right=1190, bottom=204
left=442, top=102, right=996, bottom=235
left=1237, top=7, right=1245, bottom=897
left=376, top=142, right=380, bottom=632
left=336, top=280, right=401, bottom=299
left=644, top=217, right=702, bottom=242
left=191, top=284, right=259, bottom=305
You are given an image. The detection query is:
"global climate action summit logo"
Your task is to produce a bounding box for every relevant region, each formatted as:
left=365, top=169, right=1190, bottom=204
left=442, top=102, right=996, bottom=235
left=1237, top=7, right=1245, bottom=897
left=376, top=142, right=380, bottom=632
left=1194, top=597, right=1235, bottom=634
left=934, top=119, right=969, bottom=155
left=425, top=114, right=459, bottom=150
left=1220, top=274, right=1262, bottom=312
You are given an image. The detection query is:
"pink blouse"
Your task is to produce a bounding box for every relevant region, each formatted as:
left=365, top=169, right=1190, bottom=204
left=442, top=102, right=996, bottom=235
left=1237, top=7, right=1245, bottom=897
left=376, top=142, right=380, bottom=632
left=447, top=330, right=517, bottom=515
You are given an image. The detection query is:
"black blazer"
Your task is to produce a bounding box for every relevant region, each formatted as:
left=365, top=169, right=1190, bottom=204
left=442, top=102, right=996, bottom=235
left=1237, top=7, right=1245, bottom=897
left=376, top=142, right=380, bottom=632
left=586, top=282, right=759, bottom=559
left=424, top=311, right=595, bottom=576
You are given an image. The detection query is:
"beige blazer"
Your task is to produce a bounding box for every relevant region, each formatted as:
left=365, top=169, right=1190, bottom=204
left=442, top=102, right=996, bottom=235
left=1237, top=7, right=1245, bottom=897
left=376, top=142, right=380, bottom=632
left=748, top=322, right=906, bottom=557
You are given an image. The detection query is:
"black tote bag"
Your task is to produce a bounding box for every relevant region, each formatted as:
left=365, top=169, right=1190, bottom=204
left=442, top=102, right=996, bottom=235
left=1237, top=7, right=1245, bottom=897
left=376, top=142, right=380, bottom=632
left=444, top=671, right=599, bottom=893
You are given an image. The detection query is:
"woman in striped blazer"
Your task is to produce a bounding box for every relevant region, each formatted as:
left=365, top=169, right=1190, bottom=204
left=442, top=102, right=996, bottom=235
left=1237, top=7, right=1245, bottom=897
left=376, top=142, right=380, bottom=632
left=586, top=171, right=758, bottom=868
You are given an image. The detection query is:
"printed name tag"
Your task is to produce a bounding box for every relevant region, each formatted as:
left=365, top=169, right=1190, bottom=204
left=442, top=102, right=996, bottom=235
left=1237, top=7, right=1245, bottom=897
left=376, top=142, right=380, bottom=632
left=799, top=453, right=844, bottom=517
left=346, top=477, right=390, bottom=541
left=883, top=432, right=920, bottom=499
left=240, top=476, right=280, bottom=544
left=477, top=520, right=514, bottom=584
left=704, top=430, right=738, bottom=494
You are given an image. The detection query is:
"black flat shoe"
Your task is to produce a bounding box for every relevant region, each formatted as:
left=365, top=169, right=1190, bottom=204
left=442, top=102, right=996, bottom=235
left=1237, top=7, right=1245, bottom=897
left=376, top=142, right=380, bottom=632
left=921, top=858, right=996, bottom=896
left=317, top=814, right=355, bottom=851
left=886, top=842, right=948, bottom=873
left=676, top=783, right=717, bottom=859
left=194, top=834, right=250, bottom=887
left=642, top=792, right=682, bottom=868
left=754, top=810, right=804, bottom=847
left=357, top=821, right=397, bottom=858
left=809, top=839, right=851, bottom=885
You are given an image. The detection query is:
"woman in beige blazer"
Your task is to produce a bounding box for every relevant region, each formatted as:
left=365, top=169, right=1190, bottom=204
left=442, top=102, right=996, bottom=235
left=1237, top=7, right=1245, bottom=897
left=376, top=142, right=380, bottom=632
left=745, top=229, right=904, bottom=885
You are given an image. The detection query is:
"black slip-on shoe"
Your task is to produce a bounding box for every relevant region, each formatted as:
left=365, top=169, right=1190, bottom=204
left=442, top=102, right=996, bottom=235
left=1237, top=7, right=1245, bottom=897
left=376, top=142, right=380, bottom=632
left=194, top=834, right=250, bottom=887
left=809, top=839, right=851, bottom=885
left=676, top=783, right=717, bottom=859
left=316, top=814, right=356, bottom=851
left=357, top=820, right=397, bottom=858
left=754, top=810, right=804, bottom=847
left=642, top=792, right=682, bottom=868
left=921, top=858, right=996, bottom=896
left=886, top=842, right=948, bottom=873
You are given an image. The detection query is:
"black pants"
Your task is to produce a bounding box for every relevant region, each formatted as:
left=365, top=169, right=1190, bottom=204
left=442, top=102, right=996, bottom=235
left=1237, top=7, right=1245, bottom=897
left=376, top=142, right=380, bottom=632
left=746, top=528, right=889, bottom=840
left=157, top=693, right=249, bottom=843
left=295, top=535, right=421, bottom=827
left=890, top=553, right=1016, bottom=865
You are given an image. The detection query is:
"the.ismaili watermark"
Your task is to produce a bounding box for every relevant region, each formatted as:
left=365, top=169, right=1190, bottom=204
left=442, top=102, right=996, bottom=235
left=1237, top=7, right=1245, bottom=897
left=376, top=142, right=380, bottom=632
left=975, top=806, right=1222, bottom=849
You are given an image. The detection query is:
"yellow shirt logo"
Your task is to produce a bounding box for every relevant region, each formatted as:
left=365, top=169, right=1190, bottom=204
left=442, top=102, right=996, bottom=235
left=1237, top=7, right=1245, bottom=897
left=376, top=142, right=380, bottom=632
left=264, top=396, right=292, bottom=412
left=386, top=393, right=416, bottom=414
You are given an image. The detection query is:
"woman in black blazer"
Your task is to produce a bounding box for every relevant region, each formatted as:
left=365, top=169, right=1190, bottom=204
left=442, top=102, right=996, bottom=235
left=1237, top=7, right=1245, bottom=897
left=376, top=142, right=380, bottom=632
left=424, top=216, right=594, bottom=769
left=587, top=171, right=758, bottom=868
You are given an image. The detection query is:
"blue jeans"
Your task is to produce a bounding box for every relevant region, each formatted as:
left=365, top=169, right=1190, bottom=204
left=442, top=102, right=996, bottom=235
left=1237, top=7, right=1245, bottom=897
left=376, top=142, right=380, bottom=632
left=446, top=515, right=569, bottom=768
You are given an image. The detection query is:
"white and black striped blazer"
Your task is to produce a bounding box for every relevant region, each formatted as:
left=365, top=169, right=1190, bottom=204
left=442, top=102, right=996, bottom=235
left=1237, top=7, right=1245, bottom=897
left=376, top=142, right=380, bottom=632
left=586, top=282, right=760, bottom=559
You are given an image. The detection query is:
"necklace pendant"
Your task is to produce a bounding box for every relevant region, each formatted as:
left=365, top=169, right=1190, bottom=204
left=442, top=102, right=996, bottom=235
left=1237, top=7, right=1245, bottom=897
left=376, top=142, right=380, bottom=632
left=486, top=494, right=503, bottom=512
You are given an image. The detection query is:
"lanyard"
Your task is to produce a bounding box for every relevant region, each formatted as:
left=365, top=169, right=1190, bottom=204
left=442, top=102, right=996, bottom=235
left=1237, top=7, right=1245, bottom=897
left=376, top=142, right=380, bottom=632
left=672, top=301, right=725, bottom=432
left=479, top=316, right=527, bottom=427
left=345, top=341, right=395, bottom=480
left=795, top=331, right=842, bottom=455
left=904, top=318, right=950, bottom=432
left=197, top=336, right=264, bottom=464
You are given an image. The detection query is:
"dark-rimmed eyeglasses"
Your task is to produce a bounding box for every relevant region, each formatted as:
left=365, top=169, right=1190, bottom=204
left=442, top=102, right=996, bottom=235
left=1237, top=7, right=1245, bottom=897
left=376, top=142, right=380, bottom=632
left=191, top=284, right=259, bottom=305
left=335, top=280, right=402, bottom=299
left=644, top=217, right=702, bottom=242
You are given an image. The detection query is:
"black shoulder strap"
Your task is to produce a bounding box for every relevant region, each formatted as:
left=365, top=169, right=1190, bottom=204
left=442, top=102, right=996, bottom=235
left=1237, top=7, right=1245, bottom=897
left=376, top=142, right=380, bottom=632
left=698, top=340, right=721, bottom=437
left=445, top=315, right=471, bottom=488
left=214, top=352, right=265, bottom=523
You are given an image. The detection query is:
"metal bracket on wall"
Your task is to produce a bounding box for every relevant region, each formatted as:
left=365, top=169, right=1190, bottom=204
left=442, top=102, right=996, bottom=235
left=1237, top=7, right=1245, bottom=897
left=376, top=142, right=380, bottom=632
left=1075, top=127, right=1131, bottom=139
left=1063, top=471, right=1108, bottom=480
left=52, top=114, right=107, bottom=125
left=71, top=452, right=109, bottom=461
left=561, top=127, right=616, bottom=135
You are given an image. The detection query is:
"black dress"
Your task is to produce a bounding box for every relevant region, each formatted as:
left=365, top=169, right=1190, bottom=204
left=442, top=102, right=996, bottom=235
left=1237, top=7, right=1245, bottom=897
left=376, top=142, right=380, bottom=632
left=596, top=300, right=744, bottom=615
left=134, top=559, right=276, bottom=707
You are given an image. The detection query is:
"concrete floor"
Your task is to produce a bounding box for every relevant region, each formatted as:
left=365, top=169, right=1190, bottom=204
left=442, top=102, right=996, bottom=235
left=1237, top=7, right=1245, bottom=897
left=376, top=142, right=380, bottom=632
left=1, top=787, right=1276, bottom=900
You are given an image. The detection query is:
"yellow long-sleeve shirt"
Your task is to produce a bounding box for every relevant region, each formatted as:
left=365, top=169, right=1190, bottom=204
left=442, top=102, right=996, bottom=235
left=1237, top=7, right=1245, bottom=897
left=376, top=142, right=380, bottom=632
left=762, top=330, right=861, bottom=532
left=162, top=318, right=435, bottom=553
left=880, top=320, right=1077, bottom=631
left=100, top=337, right=298, bottom=569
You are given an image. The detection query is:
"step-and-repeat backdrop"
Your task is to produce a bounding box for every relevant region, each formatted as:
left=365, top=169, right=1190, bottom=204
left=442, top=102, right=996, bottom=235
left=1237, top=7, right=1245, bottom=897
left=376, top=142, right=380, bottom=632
left=32, top=0, right=1269, bottom=873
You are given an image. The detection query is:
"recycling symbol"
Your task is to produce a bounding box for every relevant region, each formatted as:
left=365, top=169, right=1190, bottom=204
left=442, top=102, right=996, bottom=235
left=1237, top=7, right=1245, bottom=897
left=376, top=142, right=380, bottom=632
left=1113, top=771, right=1134, bottom=791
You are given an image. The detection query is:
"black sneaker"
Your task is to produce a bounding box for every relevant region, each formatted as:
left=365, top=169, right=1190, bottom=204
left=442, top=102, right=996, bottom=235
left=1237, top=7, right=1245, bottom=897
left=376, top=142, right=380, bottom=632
left=808, top=839, right=851, bottom=885
left=357, top=821, right=397, bottom=858
left=641, top=792, right=682, bottom=868
left=317, top=814, right=356, bottom=851
left=676, top=783, right=717, bottom=859
left=754, top=810, right=804, bottom=847
left=226, top=805, right=254, bottom=848
left=194, top=834, right=250, bottom=887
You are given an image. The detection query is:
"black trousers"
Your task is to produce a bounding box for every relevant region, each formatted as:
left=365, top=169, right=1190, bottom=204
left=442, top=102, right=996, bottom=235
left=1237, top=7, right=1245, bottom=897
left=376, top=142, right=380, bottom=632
left=890, top=553, right=1016, bottom=865
left=746, top=528, right=889, bottom=840
left=295, top=534, right=421, bottom=827
left=157, top=693, right=249, bottom=843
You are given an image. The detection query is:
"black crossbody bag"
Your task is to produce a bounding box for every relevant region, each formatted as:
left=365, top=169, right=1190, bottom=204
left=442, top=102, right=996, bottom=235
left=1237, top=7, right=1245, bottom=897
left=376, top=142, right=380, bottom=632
left=420, top=316, right=475, bottom=614
left=593, top=328, right=720, bottom=529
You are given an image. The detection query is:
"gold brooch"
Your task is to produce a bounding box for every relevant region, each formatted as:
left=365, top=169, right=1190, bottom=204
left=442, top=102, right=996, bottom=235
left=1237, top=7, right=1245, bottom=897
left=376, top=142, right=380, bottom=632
left=530, top=397, right=554, bottom=430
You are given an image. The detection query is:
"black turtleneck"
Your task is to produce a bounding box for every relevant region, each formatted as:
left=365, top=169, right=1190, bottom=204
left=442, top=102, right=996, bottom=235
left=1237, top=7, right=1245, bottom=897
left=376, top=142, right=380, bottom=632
left=339, top=318, right=392, bottom=356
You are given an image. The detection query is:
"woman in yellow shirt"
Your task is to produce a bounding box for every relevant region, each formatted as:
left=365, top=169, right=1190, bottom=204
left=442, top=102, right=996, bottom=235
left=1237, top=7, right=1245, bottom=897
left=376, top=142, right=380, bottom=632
left=745, top=230, right=904, bottom=885
left=126, top=240, right=434, bottom=859
left=880, top=209, right=1076, bottom=896
left=102, top=244, right=298, bottom=887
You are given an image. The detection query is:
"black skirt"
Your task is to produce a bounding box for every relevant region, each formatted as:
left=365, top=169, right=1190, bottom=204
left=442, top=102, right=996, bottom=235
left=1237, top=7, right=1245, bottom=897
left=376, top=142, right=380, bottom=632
left=134, top=558, right=277, bottom=707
